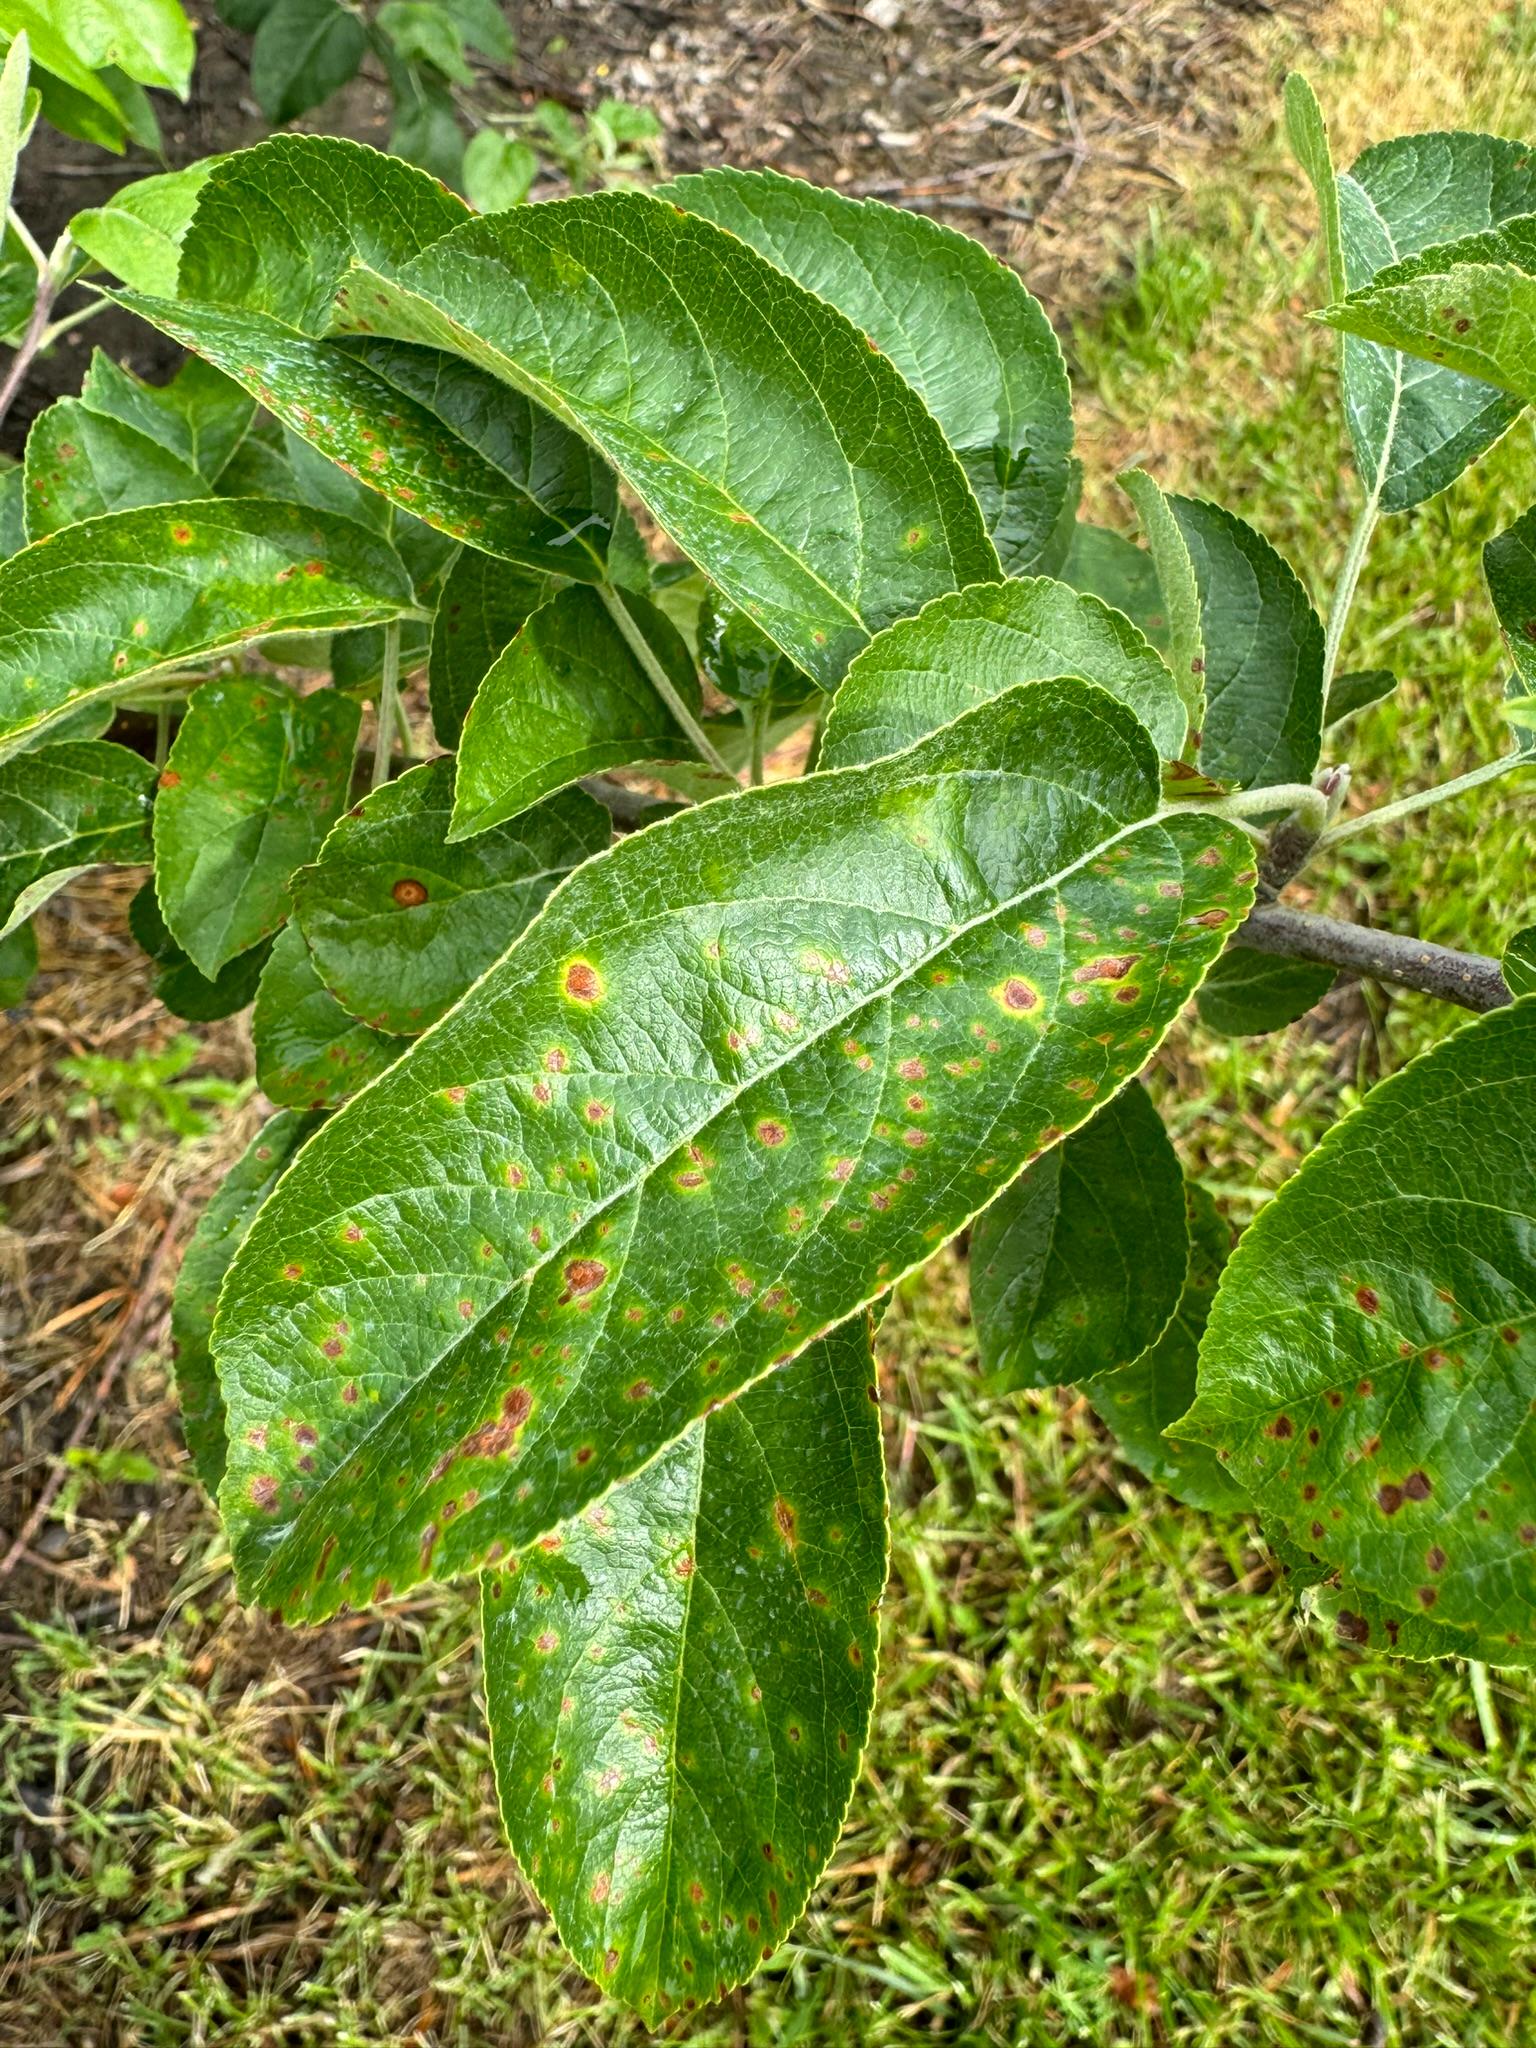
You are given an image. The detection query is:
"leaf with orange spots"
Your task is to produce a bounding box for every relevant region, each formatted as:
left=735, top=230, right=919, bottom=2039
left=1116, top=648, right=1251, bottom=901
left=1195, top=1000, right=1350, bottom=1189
left=154, top=675, right=360, bottom=978
left=970, top=1083, right=1188, bottom=1394
left=450, top=585, right=707, bottom=840
left=289, top=757, right=609, bottom=1034
left=0, top=739, right=151, bottom=939
left=662, top=166, right=1073, bottom=576
left=481, top=1314, right=885, bottom=2015
left=820, top=575, right=1187, bottom=771
left=0, top=499, right=418, bottom=761
left=1185, top=998, right=1536, bottom=1660
left=253, top=920, right=409, bottom=1109
left=211, top=676, right=1253, bottom=1624
left=171, top=1106, right=326, bottom=1495
left=23, top=395, right=209, bottom=542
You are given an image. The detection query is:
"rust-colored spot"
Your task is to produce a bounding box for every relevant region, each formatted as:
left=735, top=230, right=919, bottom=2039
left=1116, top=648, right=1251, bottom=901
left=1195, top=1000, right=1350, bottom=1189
left=158, top=769, right=181, bottom=789
left=1520, top=1524, right=1536, bottom=1546
left=282, top=1262, right=303, bottom=1281
left=1404, top=1469, right=1432, bottom=1501
left=575, top=1445, right=594, bottom=1465
left=999, top=977, right=1038, bottom=1012
left=590, top=1872, right=611, bottom=1903
left=755, top=1118, right=787, bottom=1147
left=674, top=1553, right=694, bottom=1579
left=171, top=524, right=193, bottom=544
left=1073, top=954, right=1137, bottom=984
left=1416, top=1586, right=1438, bottom=1609
left=322, top=1338, right=343, bottom=1358
left=342, top=1382, right=358, bottom=1404
left=560, top=1257, right=607, bottom=1304
left=391, top=876, right=428, bottom=907
left=536, top=1630, right=558, bottom=1652
left=1427, top=1545, right=1447, bottom=1573
left=564, top=959, right=603, bottom=1003
left=1377, top=1483, right=1405, bottom=1516
left=250, top=1474, right=279, bottom=1512
left=773, top=1496, right=797, bottom=1548
left=1190, top=908, right=1228, bottom=929
left=419, top=1522, right=439, bottom=1570
left=1336, top=1609, right=1370, bottom=1645
left=848, top=1642, right=863, bottom=1665
left=1425, top=1349, right=1448, bottom=1371
left=1357, top=1379, right=1373, bottom=1397
left=1355, top=1285, right=1379, bottom=1315
left=1503, top=1327, right=1520, bottom=1344
left=1268, top=1415, right=1294, bottom=1440
left=430, top=1385, right=533, bottom=1480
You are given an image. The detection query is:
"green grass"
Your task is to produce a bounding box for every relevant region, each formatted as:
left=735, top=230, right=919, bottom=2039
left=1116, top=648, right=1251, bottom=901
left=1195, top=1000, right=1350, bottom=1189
left=7, top=10, right=1536, bottom=2044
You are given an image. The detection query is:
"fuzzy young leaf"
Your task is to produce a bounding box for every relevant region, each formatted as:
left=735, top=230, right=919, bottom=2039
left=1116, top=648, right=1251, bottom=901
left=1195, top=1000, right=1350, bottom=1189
left=1082, top=1182, right=1251, bottom=1514
left=212, top=678, right=1255, bottom=1622
left=154, top=676, right=359, bottom=978
left=322, top=185, right=1001, bottom=684
left=291, top=760, right=609, bottom=1034
left=819, top=576, right=1187, bottom=771
left=1165, top=496, right=1324, bottom=790
left=482, top=1315, right=884, bottom=2014
left=452, top=587, right=700, bottom=839
left=0, top=737, right=150, bottom=936
left=1195, top=946, right=1336, bottom=1037
left=0, top=499, right=417, bottom=761
left=1183, top=999, right=1536, bottom=1659
left=970, top=1083, right=1187, bottom=1393
left=23, top=396, right=208, bottom=539
left=171, top=1106, right=326, bottom=1494
left=427, top=545, right=550, bottom=748
left=663, top=167, right=1074, bottom=576
left=253, top=918, right=408, bottom=1108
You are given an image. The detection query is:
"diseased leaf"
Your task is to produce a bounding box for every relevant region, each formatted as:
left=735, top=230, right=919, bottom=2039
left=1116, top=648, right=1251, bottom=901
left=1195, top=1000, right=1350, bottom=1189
left=820, top=576, right=1186, bottom=771
left=254, top=918, right=408, bottom=1107
left=115, top=299, right=617, bottom=576
left=291, top=760, right=609, bottom=1033
left=1082, top=1182, right=1250, bottom=1513
left=323, top=184, right=1001, bottom=684
left=0, top=738, right=150, bottom=936
left=1118, top=469, right=1204, bottom=742
left=23, top=395, right=208, bottom=539
left=1057, top=521, right=1168, bottom=653
left=177, top=134, right=468, bottom=335
left=1166, top=496, right=1324, bottom=789
left=1195, top=946, right=1336, bottom=1036
left=1325, top=665, right=1398, bottom=726
left=80, top=349, right=255, bottom=485
left=452, top=586, right=700, bottom=839
left=1505, top=927, right=1536, bottom=999
left=68, top=159, right=216, bottom=295
left=0, top=914, right=38, bottom=1003
left=212, top=677, right=1255, bottom=1621
left=154, top=675, right=359, bottom=977
left=483, top=1315, right=884, bottom=2014
left=1183, top=998, right=1536, bottom=1658
left=663, top=166, right=1074, bottom=576
left=172, top=1107, right=326, bottom=1495
left=0, top=499, right=417, bottom=760
left=250, top=0, right=365, bottom=122
left=427, top=545, right=550, bottom=748
left=970, top=1083, right=1187, bottom=1392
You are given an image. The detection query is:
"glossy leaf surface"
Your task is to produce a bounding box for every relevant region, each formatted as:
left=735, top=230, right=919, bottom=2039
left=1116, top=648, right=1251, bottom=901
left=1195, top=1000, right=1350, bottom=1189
left=23, top=395, right=208, bottom=539
left=253, top=919, right=408, bottom=1108
left=80, top=349, right=255, bottom=484
left=291, top=760, right=609, bottom=1033
left=1184, top=999, right=1536, bottom=1655
left=324, top=186, right=1001, bottom=684
left=0, top=737, right=150, bottom=934
left=171, top=1107, right=325, bottom=1495
left=1195, top=946, right=1336, bottom=1037
left=970, top=1083, right=1187, bottom=1392
left=68, top=159, right=216, bottom=295
left=483, top=1316, right=885, bottom=2014
left=819, top=576, right=1186, bottom=771
left=154, top=676, right=359, bottom=978
left=664, top=166, right=1073, bottom=576
left=0, top=499, right=416, bottom=760
left=452, top=586, right=700, bottom=838
left=212, top=678, right=1255, bottom=1620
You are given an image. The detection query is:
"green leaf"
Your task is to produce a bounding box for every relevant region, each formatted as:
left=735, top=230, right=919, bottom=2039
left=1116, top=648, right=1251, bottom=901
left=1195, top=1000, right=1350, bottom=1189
left=0, top=0, right=192, bottom=99
left=1118, top=469, right=1204, bottom=743
left=211, top=677, right=1255, bottom=1621
left=1183, top=998, right=1536, bottom=1659
left=0, top=6, right=125, bottom=129
left=323, top=185, right=1001, bottom=685
left=0, top=913, right=38, bottom=1002
left=1325, top=665, right=1397, bottom=727
left=1284, top=73, right=1346, bottom=305
left=662, top=166, right=1074, bottom=577
left=377, top=0, right=473, bottom=85
left=1504, top=927, right=1536, bottom=999
left=67, top=158, right=216, bottom=295
left=452, top=586, right=701, bottom=839
left=442, top=0, right=510, bottom=61
left=154, top=675, right=359, bottom=977
left=171, top=1107, right=325, bottom=1495
left=1195, top=946, right=1336, bottom=1037
left=463, top=129, right=536, bottom=214
left=0, top=30, right=32, bottom=227
left=178, top=134, right=469, bottom=336
left=0, top=461, right=22, bottom=561
left=1057, top=520, right=1168, bottom=653
left=819, top=575, right=1187, bottom=771
left=1165, top=496, right=1324, bottom=789
left=1322, top=139, right=1536, bottom=506
left=0, top=499, right=418, bottom=761
left=250, top=0, right=365, bottom=121
left=1082, top=1182, right=1251, bottom=1513
left=81, top=350, right=254, bottom=486
left=23, top=396, right=209, bottom=539
left=970, top=1083, right=1187, bottom=1393
left=699, top=589, right=817, bottom=711
left=253, top=917, right=408, bottom=1107
left=1485, top=500, right=1536, bottom=692
left=388, top=67, right=465, bottom=190
left=130, top=878, right=275, bottom=1020
left=427, top=544, right=549, bottom=748
left=0, top=737, right=150, bottom=936
left=115, top=298, right=617, bottom=577
left=291, top=760, right=609, bottom=1033
left=482, top=1313, right=883, bottom=2013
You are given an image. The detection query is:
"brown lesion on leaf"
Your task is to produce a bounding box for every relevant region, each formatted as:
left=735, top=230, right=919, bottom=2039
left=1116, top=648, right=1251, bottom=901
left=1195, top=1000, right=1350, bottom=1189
left=559, top=1257, right=607, bottom=1305
left=391, top=877, right=428, bottom=907
left=1073, top=954, right=1138, bottom=984
left=773, top=1496, right=797, bottom=1548
left=429, top=1384, right=533, bottom=1480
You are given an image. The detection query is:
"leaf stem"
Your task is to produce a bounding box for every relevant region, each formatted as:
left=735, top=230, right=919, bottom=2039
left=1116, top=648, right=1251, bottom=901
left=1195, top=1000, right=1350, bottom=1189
left=1195, top=782, right=1328, bottom=823
left=596, top=579, right=733, bottom=778
left=372, top=622, right=401, bottom=792
left=1318, top=754, right=1530, bottom=850
left=1470, top=1661, right=1503, bottom=1752
left=154, top=704, right=170, bottom=770
left=1237, top=903, right=1511, bottom=1012
left=1322, top=486, right=1379, bottom=693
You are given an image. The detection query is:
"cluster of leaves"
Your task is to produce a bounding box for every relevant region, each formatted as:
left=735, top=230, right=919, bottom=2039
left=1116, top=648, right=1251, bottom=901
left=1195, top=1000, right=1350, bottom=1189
left=1, top=68, right=1534, bottom=2015
left=0, top=0, right=195, bottom=157
left=215, top=0, right=660, bottom=209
